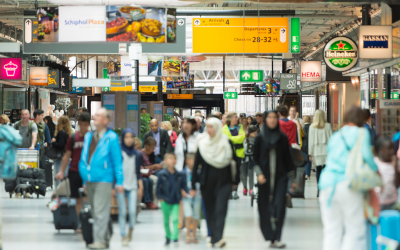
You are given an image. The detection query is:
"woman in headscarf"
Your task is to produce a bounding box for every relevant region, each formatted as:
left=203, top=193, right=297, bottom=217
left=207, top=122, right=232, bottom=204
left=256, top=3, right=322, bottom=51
left=191, top=117, right=239, bottom=248
left=253, top=111, right=295, bottom=249
left=117, top=129, right=144, bottom=246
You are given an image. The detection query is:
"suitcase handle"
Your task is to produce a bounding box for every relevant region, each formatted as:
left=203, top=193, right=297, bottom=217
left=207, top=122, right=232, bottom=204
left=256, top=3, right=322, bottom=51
left=55, top=177, right=72, bottom=207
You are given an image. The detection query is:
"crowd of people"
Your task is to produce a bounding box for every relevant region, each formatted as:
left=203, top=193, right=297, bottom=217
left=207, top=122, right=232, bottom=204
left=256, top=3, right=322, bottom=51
left=4, top=103, right=400, bottom=250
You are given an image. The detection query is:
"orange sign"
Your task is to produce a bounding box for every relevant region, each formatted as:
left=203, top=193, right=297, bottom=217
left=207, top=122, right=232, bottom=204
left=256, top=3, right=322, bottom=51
left=29, top=67, right=48, bottom=86
left=193, top=18, right=288, bottom=53
left=110, top=86, right=132, bottom=92
left=167, top=94, right=193, bottom=99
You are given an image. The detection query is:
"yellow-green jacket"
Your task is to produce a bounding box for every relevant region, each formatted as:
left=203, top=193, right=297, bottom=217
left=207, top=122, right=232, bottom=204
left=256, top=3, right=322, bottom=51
left=222, top=124, right=245, bottom=158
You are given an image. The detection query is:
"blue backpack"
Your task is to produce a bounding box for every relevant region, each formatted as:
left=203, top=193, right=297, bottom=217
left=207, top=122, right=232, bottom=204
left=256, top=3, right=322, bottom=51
left=0, top=125, right=22, bottom=179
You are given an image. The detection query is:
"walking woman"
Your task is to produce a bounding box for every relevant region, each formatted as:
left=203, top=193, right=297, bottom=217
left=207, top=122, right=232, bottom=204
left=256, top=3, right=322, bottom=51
left=302, top=116, right=311, bottom=179
left=51, top=116, right=73, bottom=186
left=44, top=116, right=56, bottom=138
left=222, top=112, right=245, bottom=199
left=308, top=109, right=332, bottom=194
left=161, top=121, right=178, bottom=148
left=319, top=106, right=377, bottom=250
left=191, top=117, right=238, bottom=248
left=253, top=111, right=295, bottom=248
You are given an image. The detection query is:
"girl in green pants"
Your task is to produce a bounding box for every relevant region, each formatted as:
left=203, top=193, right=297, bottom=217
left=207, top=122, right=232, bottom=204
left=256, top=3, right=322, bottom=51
left=156, top=153, right=189, bottom=246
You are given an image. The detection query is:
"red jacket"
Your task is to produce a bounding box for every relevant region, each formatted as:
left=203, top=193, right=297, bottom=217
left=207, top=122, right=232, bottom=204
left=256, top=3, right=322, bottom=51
left=169, top=131, right=178, bottom=148
left=279, top=119, right=297, bottom=145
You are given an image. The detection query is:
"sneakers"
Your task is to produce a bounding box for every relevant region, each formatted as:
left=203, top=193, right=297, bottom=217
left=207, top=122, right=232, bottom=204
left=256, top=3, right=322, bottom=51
left=270, top=241, right=286, bottom=248
left=128, top=228, right=133, bottom=241
left=249, top=189, right=253, bottom=196
left=215, top=239, right=226, bottom=248
left=286, top=194, right=293, bottom=208
left=243, top=188, right=248, bottom=196
left=305, top=175, right=309, bottom=180
left=165, top=238, right=171, bottom=246
left=145, top=202, right=158, bottom=210
left=88, top=242, right=107, bottom=249
left=122, top=236, right=129, bottom=246
left=173, top=240, right=179, bottom=247
left=232, top=191, right=239, bottom=200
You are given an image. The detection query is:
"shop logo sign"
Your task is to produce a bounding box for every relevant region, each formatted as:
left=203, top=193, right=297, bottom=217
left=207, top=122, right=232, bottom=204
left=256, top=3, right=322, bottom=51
left=0, top=58, right=22, bottom=80
left=363, top=35, right=389, bottom=48
left=324, top=37, right=358, bottom=72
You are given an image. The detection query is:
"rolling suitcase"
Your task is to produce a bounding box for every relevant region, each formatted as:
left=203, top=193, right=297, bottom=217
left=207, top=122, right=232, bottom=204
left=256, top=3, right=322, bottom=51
left=43, top=158, right=53, bottom=188
left=79, top=188, right=113, bottom=246
left=52, top=178, right=78, bottom=232
left=291, top=166, right=306, bottom=198
left=367, top=210, right=400, bottom=250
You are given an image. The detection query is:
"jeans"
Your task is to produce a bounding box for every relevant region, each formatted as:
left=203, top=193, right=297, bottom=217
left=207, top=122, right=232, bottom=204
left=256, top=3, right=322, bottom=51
left=142, top=177, right=154, bottom=203
left=240, top=160, right=255, bottom=190
left=302, top=152, right=312, bottom=177
left=319, top=180, right=366, bottom=250
left=86, top=182, right=112, bottom=245
left=183, top=194, right=202, bottom=220
left=53, top=158, right=62, bottom=187
left=161, top=202, right=179, bottom=240
left=116, top=189, right=138, bottom=237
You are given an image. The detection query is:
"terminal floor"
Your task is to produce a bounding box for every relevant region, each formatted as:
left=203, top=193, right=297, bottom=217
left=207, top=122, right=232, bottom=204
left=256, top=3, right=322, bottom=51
left=1, top=176, right=323, bottom=250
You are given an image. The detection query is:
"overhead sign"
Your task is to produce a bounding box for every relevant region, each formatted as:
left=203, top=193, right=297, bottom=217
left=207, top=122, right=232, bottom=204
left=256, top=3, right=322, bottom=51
left=139, top=86, right=158, bottom=92
left=47, top=69, right=59, bottom=88
left=359, top=25, right=393, bottom=59
left=324, top=37, right=358, bottom=72
left=29, top=67, right=48, bottom=86
left=120, top=58, right=132, bottom=76
left=290, top=18, right=300, bottom=53
left=380, top=99, right=400, bottom=109
left=167, top=94, right=193, bottom=99
left=0, top=58, right=22, bottom=80
left=280, top=73, right=297, bottom=90
left=239, top=70, right=263, bottom=82
left=193, top=18, right=288, bottom=53
left=111, top=80, right=126, bottom=87
left=300, top=61, right=322, bottom=82
left=72, top=78, right=111, bottom=87
left=139, top=55, right=148, bottom=75
left=223, top=92, right=238, bottom=99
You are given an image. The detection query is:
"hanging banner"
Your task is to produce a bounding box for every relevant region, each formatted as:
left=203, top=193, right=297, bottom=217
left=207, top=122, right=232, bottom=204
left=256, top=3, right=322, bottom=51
left=139, top=55, right=148, bottom=75
left=103, top=94, right=115, bottom=128
left=127, top=94, right=139, bottom=137
left=300, top=61, right=321, bottom=82
left=280, top=73, right=297, bottom=90
left=0, top=58, right=22, bottom=80
left=324, top=37, right=358, bottom=72
left=29, top=67, right=48, bottom=86
left=193, top=17, right=288, bottom=53
left=47, top=69, right=60, bottom=88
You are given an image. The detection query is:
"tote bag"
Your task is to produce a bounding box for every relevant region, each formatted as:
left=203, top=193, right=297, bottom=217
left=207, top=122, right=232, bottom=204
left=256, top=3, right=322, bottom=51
left=342, top=129, right=382, bottom=191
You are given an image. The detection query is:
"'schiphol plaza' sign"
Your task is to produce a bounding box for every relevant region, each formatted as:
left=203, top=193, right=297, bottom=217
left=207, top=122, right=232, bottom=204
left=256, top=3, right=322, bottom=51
left=324, top=37, right=358, bottom=72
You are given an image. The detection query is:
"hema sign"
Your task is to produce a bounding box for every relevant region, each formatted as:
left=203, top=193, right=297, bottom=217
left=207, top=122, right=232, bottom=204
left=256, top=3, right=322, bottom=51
left=300, top=61, right=322, bottom=82
left=359, top=26, right=393, bottom=59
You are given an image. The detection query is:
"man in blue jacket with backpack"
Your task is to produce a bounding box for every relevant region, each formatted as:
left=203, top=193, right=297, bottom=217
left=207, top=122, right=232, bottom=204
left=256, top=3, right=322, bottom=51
left=79, top=108, right=124, bottom=249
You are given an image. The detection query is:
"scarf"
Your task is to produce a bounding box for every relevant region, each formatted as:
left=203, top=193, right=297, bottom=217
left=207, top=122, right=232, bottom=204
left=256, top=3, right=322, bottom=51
left=198, top=118, right=232, bottom=168
left=121, top=128, right=136, bottom=156
left=262, top=111, right=282, bottom=149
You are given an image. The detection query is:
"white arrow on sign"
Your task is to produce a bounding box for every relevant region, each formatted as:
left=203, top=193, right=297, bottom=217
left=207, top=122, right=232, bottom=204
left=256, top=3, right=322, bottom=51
left=194, top=19, right=200, bottom=26
left=242, top=72, right=250, bottom=80
left=225, top=93, right=230, bottom=98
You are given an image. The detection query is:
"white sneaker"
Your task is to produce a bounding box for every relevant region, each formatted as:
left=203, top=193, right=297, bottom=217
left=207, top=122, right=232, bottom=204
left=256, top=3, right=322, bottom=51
left=88, top=242, right=107, bottom=249
left=305, top=175, right=309, bottom=180
left=122, top=236, right=129, bottom=246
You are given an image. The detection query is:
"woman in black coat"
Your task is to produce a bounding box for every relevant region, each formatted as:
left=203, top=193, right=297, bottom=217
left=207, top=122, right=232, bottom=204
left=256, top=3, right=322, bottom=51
left=253, top=111, right=295, bottom=249
left=191, top=117, right=239, bottom=248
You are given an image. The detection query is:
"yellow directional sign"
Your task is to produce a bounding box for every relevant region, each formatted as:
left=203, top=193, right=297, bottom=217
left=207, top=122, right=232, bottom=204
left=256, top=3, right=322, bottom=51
left=139, top=86, right=158, bottom=92
left=162, top=85, right=166, bottom=92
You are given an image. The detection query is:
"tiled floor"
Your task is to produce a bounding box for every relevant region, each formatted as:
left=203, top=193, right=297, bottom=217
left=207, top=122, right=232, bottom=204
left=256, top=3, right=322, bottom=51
left=1, top=176, right=323, bottom=250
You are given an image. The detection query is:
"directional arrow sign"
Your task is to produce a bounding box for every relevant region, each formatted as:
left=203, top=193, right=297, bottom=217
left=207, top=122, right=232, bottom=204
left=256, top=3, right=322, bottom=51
left=178, top=19, right=184, bottom=26
left=224, top=92, right=238, bottom=99
left=239, top=70, right=263, bottom=82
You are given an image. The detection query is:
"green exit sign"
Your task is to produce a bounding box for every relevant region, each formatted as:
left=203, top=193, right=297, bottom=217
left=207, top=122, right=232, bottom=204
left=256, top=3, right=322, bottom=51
left=291, top=18, right=300, bottom=53
left=224, top=92, right=238, bottom=99
left=103, top=87, right=110, bottom=91
left=239, top=70, right=263, bottom=82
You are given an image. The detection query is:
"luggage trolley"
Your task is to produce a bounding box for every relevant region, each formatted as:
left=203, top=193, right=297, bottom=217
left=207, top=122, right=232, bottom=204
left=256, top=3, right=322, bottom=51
left=15, top=146, right=40, bottom=198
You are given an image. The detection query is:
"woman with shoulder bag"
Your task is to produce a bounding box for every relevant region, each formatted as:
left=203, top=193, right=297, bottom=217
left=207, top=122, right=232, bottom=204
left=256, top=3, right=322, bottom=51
left=308, top=109, right=332, bottom=195
left=319, top=106, right=379, bottom=250
left=51, top=116, right=73, bottom=186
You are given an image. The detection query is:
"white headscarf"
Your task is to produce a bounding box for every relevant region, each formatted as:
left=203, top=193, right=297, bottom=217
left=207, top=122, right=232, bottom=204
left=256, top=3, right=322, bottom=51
left=198, top=117, right=233, bottom=168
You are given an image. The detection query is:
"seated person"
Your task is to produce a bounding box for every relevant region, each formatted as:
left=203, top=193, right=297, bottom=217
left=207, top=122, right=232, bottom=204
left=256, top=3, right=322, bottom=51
left=141, top=137, right=163, bottom=209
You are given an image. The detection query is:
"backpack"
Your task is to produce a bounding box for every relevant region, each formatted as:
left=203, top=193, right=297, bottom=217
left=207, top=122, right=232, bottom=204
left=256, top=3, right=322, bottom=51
left=245, top=138, right=255, bottom=156
left=14, top=120, right=34, bottom=133
left=0, top=125, right=22, bottom=179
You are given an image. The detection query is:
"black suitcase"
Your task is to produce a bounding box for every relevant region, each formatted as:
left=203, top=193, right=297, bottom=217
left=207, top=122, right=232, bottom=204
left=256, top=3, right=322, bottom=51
left=43, top=158, right=53, bottom=188
left=53, top=179, right=78, bottom=232
left=79, top=188, right=113, bottom=246
left=291, top=166, right=306, bottom=198
left=5, top=179, right=16, bottom=193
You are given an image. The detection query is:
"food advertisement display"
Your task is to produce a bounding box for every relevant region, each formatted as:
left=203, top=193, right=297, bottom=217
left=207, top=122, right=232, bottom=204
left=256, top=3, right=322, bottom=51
left=163, top=59, right=181, bottom=76
left=35, top=7, right=59, bottom=43
left=148, top=56, right=163, bottom=76
left=166, top=8, right=176, bottom=43
left=106, top=6, right=169, bottom=43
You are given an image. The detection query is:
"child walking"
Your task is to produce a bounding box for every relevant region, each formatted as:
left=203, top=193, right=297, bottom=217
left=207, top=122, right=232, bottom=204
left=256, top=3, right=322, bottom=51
left=241, top=125, right=258, bottom=196
left=156, top=153, right=189, bottom=246
left=117, top=129, right=144, bottom=246
left=183, top=153, right=202, bottom=244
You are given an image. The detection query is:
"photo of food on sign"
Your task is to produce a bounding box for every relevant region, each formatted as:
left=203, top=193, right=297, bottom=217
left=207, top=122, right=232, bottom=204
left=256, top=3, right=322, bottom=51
left=106, top=6, right=171, bottom=43
left=35, top=7, right=59, bottom=43
left=163, top=59, right=181, bottom=76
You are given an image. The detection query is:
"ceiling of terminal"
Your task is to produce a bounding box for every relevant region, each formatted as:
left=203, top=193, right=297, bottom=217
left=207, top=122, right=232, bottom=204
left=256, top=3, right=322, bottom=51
left=0, top=0, right=385, bottom=61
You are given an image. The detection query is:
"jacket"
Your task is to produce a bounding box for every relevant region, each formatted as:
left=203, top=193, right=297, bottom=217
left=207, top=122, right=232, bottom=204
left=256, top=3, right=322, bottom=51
left=79, top=128, right=124, bottom=186
left=144, top=128, right=174, bottom=158
left=308, top=123, right=333, bottom=167
left=174, top=133, right=198, bottom=171
left=156, top=168, right=189, bottom=204
left=222, top=124, right=245, bottom=158
left=279, top=119, right=297, bottom=145
left=302, top=123, right=310, bottom=154
left=52, top=130, right=69, bottom=151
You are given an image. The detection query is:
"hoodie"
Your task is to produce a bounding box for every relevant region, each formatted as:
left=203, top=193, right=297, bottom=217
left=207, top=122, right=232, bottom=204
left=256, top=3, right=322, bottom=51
left=279, top=118, right=297, bottom=145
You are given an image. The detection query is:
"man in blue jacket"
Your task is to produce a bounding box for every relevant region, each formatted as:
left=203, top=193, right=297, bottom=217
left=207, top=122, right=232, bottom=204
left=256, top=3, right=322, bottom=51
left=79, top=108, right=123, bottom=249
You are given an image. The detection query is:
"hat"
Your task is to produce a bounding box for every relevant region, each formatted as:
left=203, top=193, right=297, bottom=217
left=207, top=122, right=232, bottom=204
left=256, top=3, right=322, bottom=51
left=255, top=112, right=263, bottom=117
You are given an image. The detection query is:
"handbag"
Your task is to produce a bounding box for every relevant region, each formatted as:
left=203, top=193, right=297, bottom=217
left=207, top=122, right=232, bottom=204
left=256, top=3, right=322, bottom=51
left=45, top=145, right=63, bottom=160
left=340, top=129, right=382, bottom=192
